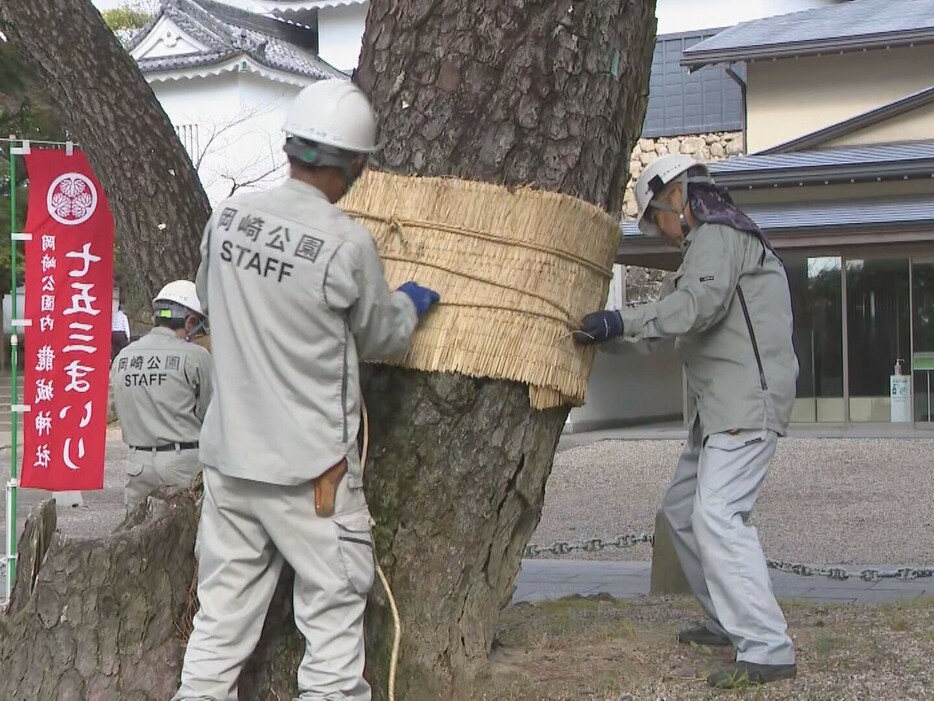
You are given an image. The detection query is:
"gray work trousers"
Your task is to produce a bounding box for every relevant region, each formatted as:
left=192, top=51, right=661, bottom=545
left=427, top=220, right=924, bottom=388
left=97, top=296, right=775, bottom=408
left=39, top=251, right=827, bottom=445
left=173, top=459, right=374, bottom=701
left=660, top=419, right=795, bottom=665
left=125, top=447, right=202, bottom=514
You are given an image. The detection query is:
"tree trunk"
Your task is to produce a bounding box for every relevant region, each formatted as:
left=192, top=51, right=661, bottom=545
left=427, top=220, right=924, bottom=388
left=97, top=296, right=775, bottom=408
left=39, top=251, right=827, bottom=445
left=0, top=0, right=211, bottom=302
left=0, top=0, right=656, bottom=698
left=0, top=489, right=201, bottom=700
left=348, top=2, right=656, bottom=696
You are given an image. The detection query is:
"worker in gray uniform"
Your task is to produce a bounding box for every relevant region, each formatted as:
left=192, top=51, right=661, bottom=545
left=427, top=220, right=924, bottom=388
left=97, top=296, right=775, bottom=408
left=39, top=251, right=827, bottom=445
left=173, top=79, right=440, bottom=701
left=111, top=280, right=213, bottom=514
left=574, top=154, right=799, bottom=689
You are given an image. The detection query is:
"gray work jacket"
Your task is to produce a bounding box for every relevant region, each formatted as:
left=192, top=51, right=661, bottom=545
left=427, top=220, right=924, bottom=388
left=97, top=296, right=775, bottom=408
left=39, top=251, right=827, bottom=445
left=619, top=223, right=799, bottom=438
left=195, top=178, right=418, bottom=486
left=111, top=327, right=213, bottom=447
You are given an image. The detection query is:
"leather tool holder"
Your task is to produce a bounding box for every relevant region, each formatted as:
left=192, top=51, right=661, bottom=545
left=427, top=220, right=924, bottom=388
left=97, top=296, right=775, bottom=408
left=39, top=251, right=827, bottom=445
left=314, top=458, right=348, bottom=518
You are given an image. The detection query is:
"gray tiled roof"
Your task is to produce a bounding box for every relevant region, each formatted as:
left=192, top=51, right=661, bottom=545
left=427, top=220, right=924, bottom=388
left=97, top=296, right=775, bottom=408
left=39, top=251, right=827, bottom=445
left=707, top=140, right=934, bottom=187
left=128, top=0, right=345, bottom=80
left=682, top=0, right=934, bottom=68
left=621, top=194, right=934, bottom=237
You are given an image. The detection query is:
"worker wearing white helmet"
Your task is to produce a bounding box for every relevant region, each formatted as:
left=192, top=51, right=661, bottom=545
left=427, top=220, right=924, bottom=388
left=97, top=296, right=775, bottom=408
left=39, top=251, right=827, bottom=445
left=111, top=280, right=213, bottom=514
left=174, top=79, right=439, bottom=701
left=575, top=154, right=799, bottom=688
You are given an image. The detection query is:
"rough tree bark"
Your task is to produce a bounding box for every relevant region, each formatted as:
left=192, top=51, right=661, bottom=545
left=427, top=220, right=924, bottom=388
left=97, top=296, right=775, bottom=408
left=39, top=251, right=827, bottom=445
left=0, top=0, right=656, bottom=698
left=349, top=3, right=657, bottom=695
left=0, top=489, right=201, bottom=700
left=0, top=0, right=210, bottom=301
left=0, top=2, right=212, bottom=697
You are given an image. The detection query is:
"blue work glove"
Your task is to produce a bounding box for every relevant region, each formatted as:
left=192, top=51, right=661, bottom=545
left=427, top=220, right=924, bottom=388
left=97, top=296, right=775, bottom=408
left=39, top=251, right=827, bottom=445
left=397, top=281, right=441, bottom=319
left=573, top=310, right=624, bottom=345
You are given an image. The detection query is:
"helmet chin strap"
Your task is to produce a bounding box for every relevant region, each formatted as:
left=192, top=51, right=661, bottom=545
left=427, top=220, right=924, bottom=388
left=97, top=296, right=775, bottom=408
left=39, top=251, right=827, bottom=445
left=678, top=210, right=692, bottom=237
left=677, top=171, right=692, bottom=237
left=184, top=315, right=208, bottom=342
left=650, top=171, right=694, bottom=238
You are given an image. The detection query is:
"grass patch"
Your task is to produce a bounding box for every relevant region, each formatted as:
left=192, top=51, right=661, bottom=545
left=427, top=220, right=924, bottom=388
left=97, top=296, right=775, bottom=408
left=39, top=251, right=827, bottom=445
left=496, top=595, right=636, bottom=649
left=814, top=635, right=843, bottom=655
left=889, top=615, right=910, bottom=631
left=476, top=596, right=934, bottom=700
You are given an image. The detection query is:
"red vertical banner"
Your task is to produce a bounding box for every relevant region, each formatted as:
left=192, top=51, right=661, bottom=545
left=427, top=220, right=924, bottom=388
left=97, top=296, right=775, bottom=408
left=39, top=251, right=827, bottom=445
left=19, top=148, right=114, bottom=491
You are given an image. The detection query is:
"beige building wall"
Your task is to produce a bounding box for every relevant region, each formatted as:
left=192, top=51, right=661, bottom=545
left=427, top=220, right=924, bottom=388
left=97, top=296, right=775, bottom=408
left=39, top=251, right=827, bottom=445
left=566, top=342, right=684, bottom=432
left=746, top=44, right=934, bottom=153
left=823, top=101, right=934, bottom=148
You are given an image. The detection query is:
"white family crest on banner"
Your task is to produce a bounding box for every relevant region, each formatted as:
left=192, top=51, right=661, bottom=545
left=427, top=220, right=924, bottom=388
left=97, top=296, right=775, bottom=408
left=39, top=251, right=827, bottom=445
left=46, top=172, right=98, bottom=226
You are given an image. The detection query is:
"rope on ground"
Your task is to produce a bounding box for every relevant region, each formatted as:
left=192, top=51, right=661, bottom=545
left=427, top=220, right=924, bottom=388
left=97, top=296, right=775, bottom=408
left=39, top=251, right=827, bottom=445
left=360, top=400, right=401, bottom=701
left=524, top=532, right=934, bottom=581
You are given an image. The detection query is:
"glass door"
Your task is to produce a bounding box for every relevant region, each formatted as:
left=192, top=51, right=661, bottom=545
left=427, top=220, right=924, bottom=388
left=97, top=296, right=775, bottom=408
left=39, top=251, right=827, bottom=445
left=912, top=258, right=934, bottom=429
left=786, top=255, right=845, bottom=422
left=845, top=258, right=911, bottom=422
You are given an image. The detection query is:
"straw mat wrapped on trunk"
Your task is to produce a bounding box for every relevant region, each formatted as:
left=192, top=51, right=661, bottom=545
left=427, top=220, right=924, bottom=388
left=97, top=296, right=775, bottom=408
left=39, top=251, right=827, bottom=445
left=342, top=170, right=621, bottom=409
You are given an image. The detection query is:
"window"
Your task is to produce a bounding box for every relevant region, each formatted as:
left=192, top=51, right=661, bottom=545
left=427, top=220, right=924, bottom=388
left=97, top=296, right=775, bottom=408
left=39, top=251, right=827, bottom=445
left=175, top=124, right=200, bottom=161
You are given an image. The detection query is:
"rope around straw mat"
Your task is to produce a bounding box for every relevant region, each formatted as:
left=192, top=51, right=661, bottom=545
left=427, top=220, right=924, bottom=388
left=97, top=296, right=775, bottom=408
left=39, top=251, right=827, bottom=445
left=345, top=211, right=613, bottom=281
left=347, top=212, right=597, bottom=328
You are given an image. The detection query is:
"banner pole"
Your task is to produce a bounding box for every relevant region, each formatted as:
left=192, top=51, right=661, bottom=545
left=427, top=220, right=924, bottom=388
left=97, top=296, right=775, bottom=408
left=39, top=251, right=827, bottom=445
left=5, top=141, right=20, bottom=598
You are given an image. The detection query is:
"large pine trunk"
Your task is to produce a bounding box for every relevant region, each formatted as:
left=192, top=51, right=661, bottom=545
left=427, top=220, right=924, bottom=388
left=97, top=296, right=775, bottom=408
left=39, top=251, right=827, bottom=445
left=349, top=4, right=656, bottom=695
left=0, top=1, right=656, bottom=698
left=0, top=0, right=210, bottom=302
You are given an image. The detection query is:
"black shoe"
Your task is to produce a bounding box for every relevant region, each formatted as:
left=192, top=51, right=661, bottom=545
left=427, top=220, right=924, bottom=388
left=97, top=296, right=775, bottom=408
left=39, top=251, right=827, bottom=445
left=707, top=661, right=797, bottom=688
left=677, top=623, right=731, bottom=647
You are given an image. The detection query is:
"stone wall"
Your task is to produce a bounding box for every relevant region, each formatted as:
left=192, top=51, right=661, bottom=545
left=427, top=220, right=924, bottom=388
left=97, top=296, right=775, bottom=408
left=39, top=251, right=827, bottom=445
left=622, top=131, right=744, bottom=303
left=623, top=131, right=744, bottom=218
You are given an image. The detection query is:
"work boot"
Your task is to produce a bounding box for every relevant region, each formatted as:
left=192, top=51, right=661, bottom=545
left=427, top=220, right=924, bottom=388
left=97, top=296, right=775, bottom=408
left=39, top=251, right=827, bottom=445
left=677, top=623, right=731, bottom=647
left=707, top=661, right=797, bottom=688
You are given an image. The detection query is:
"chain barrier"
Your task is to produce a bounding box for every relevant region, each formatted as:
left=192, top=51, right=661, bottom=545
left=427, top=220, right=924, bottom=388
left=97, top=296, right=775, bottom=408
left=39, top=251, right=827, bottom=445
left=1, top=531, right=930, bottom=583
left=523, top=533, right=654, bottom=557
left=524, top=532, right=934, bottom=581
left=765, top=559, right=934, bottom=582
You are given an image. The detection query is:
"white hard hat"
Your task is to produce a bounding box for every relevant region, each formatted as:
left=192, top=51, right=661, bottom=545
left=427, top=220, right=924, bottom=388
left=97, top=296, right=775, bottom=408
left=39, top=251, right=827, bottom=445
left=283, top=79, right=378, bottom=154
left=153, top=280, right=203, bottom=317
left=634, top=154, right=709, bottom=236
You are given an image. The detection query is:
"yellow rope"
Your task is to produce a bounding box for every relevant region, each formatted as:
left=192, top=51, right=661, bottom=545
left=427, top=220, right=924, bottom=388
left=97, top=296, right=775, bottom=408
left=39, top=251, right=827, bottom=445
left=380, top=254, right=576, bottom=324
left=346, top=209, right=613, bottom=280
left=360, top=399, right=401, bottom=701
left=436, top=300, right=577, bottom=329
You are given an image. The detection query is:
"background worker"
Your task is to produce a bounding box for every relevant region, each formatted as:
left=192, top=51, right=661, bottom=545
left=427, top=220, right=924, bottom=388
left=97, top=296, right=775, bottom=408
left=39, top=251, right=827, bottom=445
left=111, top=301, right=131, bottom=362
left=173, top=79, right=440, bottom=701
left=574, top=154, right=799, bottom=689
left=111, top=280, right=213, bottom=514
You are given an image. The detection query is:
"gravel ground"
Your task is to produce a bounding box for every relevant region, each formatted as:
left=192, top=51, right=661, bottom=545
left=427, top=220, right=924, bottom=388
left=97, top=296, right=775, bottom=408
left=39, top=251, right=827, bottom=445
left=3, top=433, right=933, bottom=576
left=0, top=427, right=129, bottom=549
left=534, top=437, right=934, bottom=566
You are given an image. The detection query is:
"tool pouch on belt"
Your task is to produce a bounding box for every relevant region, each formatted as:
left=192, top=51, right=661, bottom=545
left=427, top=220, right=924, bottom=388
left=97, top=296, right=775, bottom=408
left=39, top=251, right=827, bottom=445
left=314, top=458, right=347, bottom=518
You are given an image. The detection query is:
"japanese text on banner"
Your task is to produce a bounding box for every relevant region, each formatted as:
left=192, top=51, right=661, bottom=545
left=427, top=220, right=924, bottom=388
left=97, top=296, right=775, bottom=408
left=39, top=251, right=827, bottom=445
left=20, top=148, right=114, bottom=491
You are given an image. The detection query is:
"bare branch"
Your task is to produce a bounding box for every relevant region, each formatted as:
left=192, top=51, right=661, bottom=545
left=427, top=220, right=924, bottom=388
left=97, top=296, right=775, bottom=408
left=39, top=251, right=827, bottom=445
left=189, top=98, right=279, bottom=170
left=223, top=162, right=284, bottom=197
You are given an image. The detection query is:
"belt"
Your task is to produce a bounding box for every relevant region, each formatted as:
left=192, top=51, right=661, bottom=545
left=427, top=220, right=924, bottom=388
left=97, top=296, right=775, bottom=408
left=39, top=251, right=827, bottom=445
left=130, top=441, right=199, bottom=452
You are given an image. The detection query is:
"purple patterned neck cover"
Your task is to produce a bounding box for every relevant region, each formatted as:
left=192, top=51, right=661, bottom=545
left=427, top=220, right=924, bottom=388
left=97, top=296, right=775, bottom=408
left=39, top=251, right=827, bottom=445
left=688, top=183, right=779, bottom=259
